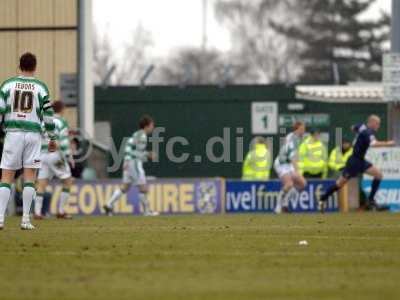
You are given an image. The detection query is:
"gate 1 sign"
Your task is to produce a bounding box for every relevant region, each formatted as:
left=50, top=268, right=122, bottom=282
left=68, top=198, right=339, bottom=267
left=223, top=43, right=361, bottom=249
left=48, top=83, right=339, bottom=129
left=251, top=102, right=278, bottom=134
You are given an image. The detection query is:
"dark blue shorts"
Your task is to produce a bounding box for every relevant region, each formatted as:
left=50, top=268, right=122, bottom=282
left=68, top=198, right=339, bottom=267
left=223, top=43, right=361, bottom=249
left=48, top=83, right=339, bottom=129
left=342, top=156, right=372, bottom=179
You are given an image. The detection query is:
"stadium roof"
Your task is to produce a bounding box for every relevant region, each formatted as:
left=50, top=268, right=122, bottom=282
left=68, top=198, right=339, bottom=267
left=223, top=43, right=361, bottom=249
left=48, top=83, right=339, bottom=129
left=296, top=84, right=385, bottom=103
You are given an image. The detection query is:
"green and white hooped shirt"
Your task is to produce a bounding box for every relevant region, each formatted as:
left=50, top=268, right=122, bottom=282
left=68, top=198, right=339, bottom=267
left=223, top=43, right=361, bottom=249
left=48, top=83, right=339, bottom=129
left=0, top=76, right=55, bottom=138
left=124, top=129, right=148, bottom=162
left=41, top=115, right=70, bottom=157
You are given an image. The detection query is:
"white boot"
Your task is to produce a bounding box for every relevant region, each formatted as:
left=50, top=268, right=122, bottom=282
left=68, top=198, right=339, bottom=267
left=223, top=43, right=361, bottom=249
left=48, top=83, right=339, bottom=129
left=21, top=221, right=35, bottom=230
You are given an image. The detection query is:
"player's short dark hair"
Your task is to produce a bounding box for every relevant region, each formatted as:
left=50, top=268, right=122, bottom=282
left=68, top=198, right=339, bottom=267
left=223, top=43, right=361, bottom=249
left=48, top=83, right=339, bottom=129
left=139, top=114, right=154, bottom=129
left=293, top=121, right=305, bottom=131
left=254, top=136, right=266, bottom=144
left=19, top=52, right=37, bottom=72
left=52, top=101, right=65, bottom=113
left=342, top=136, right=352, bottom=144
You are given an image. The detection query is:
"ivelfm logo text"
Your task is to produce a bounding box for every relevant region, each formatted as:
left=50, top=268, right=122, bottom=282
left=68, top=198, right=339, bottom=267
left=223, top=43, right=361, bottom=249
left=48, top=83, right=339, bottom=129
left=226, top=181, right=338, bottom=213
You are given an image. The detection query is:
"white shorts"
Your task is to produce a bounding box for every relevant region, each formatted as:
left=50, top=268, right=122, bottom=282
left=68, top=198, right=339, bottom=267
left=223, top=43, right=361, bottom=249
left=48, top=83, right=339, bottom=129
left=0, top=131, right=42, bottom=170
left=123, top=159, right=146, bottom=186
left=37, top=152, right=71, bottom=180
left=274, top=158, right=295, bottom=178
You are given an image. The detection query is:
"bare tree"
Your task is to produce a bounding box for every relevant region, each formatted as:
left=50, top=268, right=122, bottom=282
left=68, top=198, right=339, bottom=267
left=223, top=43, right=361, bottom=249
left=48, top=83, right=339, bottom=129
left=215, top=0, right=301, bottom=83
left=114, top=25, right=154, bottom=85
left=93, top=26, right=115, bottom=85
left=92, top=25, right=154, bottom=86
left=159, top=47, right=254, bottom=85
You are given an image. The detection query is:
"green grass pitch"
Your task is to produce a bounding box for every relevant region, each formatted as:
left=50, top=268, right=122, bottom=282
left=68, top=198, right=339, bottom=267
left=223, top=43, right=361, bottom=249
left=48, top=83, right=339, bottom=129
left=0, top=213, right=400, bottom=300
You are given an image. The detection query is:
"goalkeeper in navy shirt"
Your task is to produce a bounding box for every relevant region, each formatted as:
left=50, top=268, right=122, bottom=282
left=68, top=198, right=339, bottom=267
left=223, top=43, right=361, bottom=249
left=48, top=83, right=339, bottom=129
left=319, top=115, right=395, bottom=211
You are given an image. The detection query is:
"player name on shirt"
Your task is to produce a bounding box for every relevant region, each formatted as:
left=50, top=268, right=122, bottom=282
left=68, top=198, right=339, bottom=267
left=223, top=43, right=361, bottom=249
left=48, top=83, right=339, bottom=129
left=15, top=82, right=35, bottom=91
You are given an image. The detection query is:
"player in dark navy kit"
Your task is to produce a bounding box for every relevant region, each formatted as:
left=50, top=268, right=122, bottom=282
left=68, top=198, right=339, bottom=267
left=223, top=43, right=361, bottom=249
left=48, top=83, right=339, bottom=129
left=319, top=115, right=395, bottom=211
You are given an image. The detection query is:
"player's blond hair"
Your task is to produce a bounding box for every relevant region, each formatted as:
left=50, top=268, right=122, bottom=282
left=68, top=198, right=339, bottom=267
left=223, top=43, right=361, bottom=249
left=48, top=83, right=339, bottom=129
left=368, top=115, right=381, bottom=124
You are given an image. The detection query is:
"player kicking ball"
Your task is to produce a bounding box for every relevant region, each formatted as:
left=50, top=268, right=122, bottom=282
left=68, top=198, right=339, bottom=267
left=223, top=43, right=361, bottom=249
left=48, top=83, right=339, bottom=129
left=0, top=52, right=56, bottom=230
left=35, top=101, right=74, bottom=220
left=103, top=115, right=158, bottom=217
left=319, top=115, right=395, bottom=212
left=273, top=121, right=307, bottom=213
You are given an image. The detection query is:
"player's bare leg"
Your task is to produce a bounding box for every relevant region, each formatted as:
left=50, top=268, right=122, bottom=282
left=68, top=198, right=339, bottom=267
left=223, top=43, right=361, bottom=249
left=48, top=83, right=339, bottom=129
left=20, top=168, right=37, bottom=230
left=319, top=176, right=348, bottom=213
left=35, top=179, right=48, bottom=220
left=138, top=184, right=158, bottom=216
left=0, top=169, right=16, bottom=230
left=276, top=174, right=295, bottom=214
left=57, top=177, right=73, bottom=219
left=104, top=183, right=131, bottom=216
left=364, top=166, right=383, bottom=210
left=288, top=173, right=308, bottom=210
left=293, top=173, right=307, bottom=191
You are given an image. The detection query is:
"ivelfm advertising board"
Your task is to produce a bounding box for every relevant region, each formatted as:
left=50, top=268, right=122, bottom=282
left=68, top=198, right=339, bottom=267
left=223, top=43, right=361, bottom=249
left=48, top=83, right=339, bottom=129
left=225, top=180, right=339, bottom=213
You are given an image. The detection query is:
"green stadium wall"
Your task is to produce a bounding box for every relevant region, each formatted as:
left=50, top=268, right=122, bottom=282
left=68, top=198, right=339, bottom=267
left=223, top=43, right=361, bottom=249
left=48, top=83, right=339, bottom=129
left=95, top=85, right=388, bottom=179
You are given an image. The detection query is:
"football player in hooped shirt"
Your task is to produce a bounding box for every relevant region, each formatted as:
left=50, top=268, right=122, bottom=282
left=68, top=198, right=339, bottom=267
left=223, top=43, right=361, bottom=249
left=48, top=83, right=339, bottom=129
left=319, top=115, right=395, bottom=211
left=0, top=52, right=56, bottom=230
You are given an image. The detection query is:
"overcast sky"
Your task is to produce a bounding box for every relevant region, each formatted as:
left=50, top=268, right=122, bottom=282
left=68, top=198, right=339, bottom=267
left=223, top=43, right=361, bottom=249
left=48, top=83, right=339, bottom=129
left=93, top=0, right=392, bottom=57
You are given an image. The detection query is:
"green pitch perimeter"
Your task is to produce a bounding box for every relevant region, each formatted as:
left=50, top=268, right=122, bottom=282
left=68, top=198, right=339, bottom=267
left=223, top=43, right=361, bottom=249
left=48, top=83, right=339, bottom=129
left=0, top=214, right=400, bottom=300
